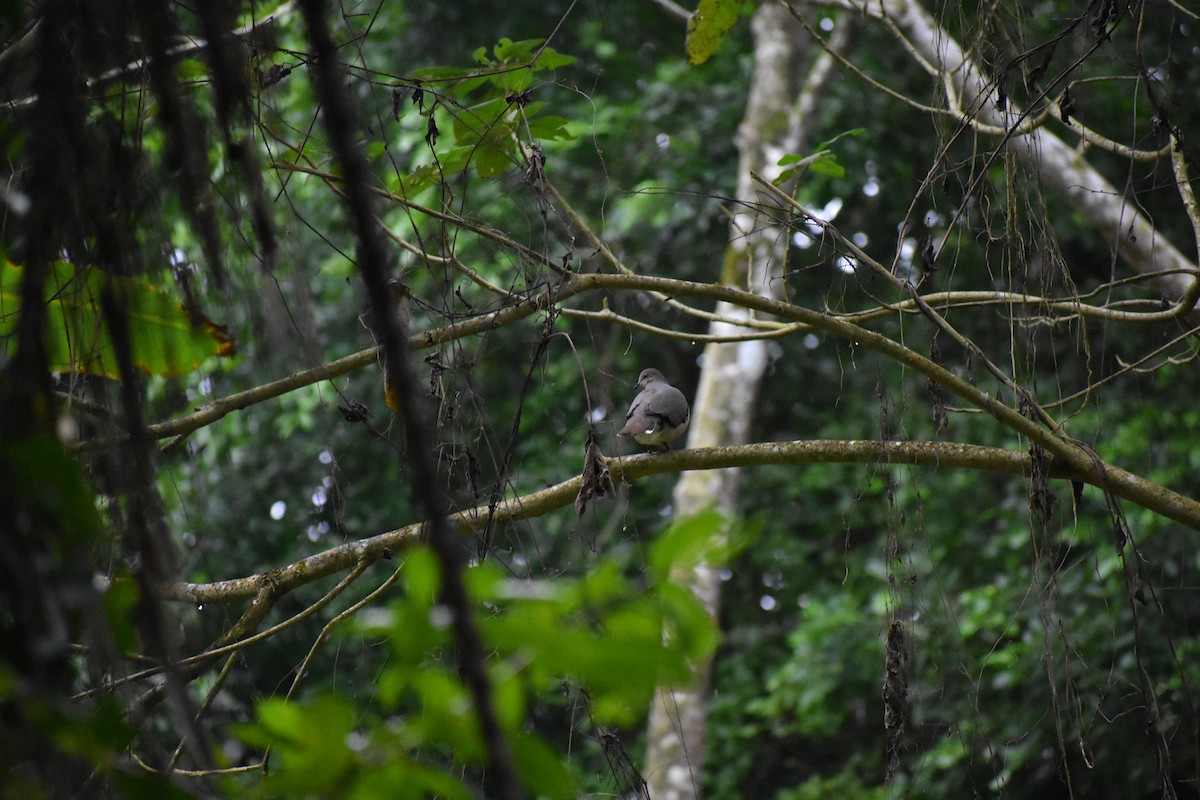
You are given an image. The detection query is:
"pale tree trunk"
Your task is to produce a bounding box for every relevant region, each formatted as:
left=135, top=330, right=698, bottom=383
left=818, top=0, right=1199, bottom=295
left=646, top=0, right=1198, bottom=793
left=643, top=6, right=846, bottom=797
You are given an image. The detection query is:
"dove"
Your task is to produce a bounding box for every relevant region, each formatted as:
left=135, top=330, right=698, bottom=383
left=617, top=368, right=690, bottom=452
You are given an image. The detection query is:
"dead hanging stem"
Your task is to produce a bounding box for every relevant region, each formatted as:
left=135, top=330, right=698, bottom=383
left=86, top=556, right=376, bottom=702
left=757, top=173, right=1068, bottom=426
left=807, top=0, right=1200, bottom=317
left=378, top=219, right=513, bottom=299
left=1046, top=323, right=1200, bottom=410
left=479, top=289, right=564, bottom=559
left=753, top=169, right=1200, bottom=418
left=749, top=175, right=1199, bottom=492
left=94, top=265, right=1171, bottom=504
left=753, top=172, right=1186, bottom=323
left=544, top=175, right=788, bottom=332
left=160, top=440, right=1200, bottom=613
left=132, top=277, right=1200, bottom=623
left=562, top=305, right=809, bottom=343
left=271, top=160, right=569, bottom=278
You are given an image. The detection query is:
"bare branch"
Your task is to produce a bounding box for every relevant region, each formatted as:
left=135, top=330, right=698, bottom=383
left=160, top=437, right=1200, bottom=612
left=791, top=0, right=1200, bottom=306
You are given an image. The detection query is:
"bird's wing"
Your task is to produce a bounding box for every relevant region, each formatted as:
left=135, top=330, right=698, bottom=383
left=651, top=387, right=688, bottom=427
left=625, top=389, right=653, bottom=421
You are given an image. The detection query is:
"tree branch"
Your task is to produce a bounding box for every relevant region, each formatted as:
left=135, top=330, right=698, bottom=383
left=297, top=1, right=523, bottom=796
left=162, top=436, right=1200, bottom=609
left=90, top=254, right=1146, bottom=456
left=73, top=266, right=1190, bottom=533
left=793, top=0, right=1200, bottom=307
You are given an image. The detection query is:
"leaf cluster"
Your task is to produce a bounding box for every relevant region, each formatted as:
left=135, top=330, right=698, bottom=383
left=232, top=510, right=746, bottom=798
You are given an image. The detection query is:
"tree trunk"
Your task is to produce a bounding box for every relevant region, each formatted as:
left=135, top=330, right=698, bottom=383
left=827, top=0, right=1198, bottom=296
left=643, top=6, right=845, bottom=797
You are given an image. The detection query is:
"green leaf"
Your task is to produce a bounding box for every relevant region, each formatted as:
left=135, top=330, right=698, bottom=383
left=809, top=154, right=845, bottom=177
left=511, top=732, right=576, bottom=799
left=175, top=57, right=208, bottom=82
left=49, top=697, right=136, bottom=761
left=657, top=582, right=720, bottom=662
left=533, top=46, right=576, bottom=70
left=489, top=666, right=527, bottom=733
left=0, top=260, right=233, bottom=378
left=412, top=65, right=477, bottom=80
left=649, top=509, right=724, bottom=581
left=648, top=509, right=757, bottom=583
left=528, top=115, right=574, bottom=141
left=237, top=696, right=360, bottom=794
left=477, top=591, right=695, bottom=727
left=455, top=74, right=491, bottom=96
left=469, top=38, right=575, bottom=73
left=395, top=163, right=439, bottom=196
left=685, top=0, right=742, bottom=65
left=398, top=146, right=473, bottom=195
left=248, top=696, right=355, bottom=748
left=475, top=140, right=513, bottom=178
left=410, top=669, right=484, bottom=760
left=493, top=37, right=540, bottom=63
left=464, top=559, right=505, bottom=599
left=496, top=66, right=533, bottom=94
left=775, top=128, right=864, bottom=183
left=777, top=153, right=809, bottom=166
left=351, top=761, right=472, bottom=800
left=367, top=592, right=450, bottom=679
left=404, top=547, right=442, bottom=609
left=814, top=126, right=865, bottom=150
left=3, top=434, right=106, bottom=545
left=103, top=575, right=140, bottom=654
left=454, top=97, right=507, bottom=143
left=519, top=100, right=548, bottom=116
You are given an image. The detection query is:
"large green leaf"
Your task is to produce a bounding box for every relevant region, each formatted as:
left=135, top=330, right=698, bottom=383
left=3, top=434, right=106, bottom=544
left=685, top=0, right=742, bottom=65
left=648, top=508, right=758, bottom=584
left=0, top=260, right=233, bottom=378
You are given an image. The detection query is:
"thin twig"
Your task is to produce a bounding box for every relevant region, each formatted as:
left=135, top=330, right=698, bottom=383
left=159, top=437, right=1200, bottom=610
left=297, top=1, right=524, bottom=796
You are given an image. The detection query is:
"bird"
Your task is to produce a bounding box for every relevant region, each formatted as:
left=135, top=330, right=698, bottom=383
left=617, top=368, right=690, bottom=452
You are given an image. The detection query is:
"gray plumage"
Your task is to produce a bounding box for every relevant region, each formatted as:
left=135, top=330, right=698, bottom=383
left=617, top=368, right=690, bottom=451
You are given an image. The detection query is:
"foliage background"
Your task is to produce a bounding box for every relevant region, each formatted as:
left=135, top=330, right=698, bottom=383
left=1, top=0, right=1199, bottom=798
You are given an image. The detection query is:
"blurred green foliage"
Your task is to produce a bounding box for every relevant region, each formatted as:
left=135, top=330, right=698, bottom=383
left=3, top=0, right=1199, bottom=797
left=159, top=1, right=1200, bottom=796
left=0, top=260, right=231, bottom=378
left=230, top=512, right=743, bottom=797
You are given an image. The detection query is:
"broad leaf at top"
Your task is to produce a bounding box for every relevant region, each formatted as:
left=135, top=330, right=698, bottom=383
left=0, top=260, right=233, bottom=379
left=686, top=0, right=741, bottom=65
